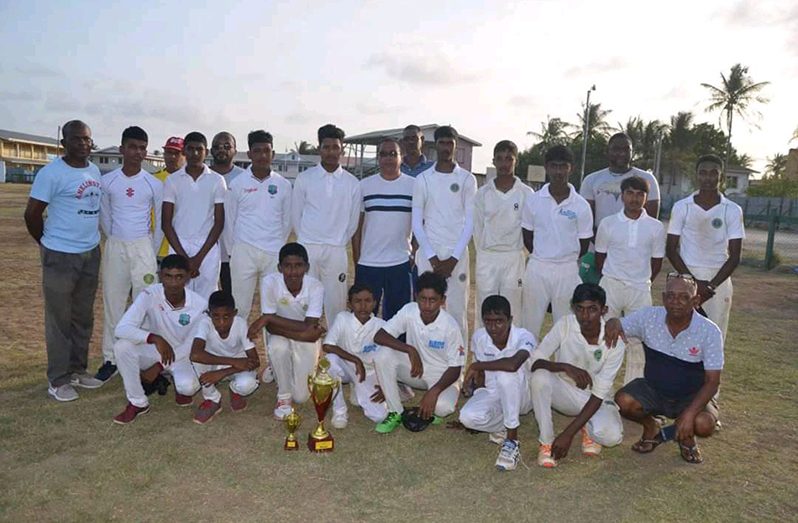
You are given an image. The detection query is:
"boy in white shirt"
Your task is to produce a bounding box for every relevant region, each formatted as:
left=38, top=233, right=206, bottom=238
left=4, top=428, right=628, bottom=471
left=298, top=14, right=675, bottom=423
left=412, top=126, right=478, bottom=344
left=473, top=140, right=533, bottom=326
left=529, top=283, right=625, bottom=468
left=162, top=131, right=226, bottom=300
left=112, top=255, right=205, bottom=424
left=190, top=291, right=259, bottom=424
left=248, top=242, right=326, bottom=420
left=291, top=124, right=361, bottom=326
left=372, top=271, right=466, bottom=434
left=521, top=145, right=593, bottom=338
left=322, top=283, right=390, bottom=429
left=459, top=295, right=537, bottom=471
left=97, top=126, right=163, bottom=384
left=595, top=175, right=665, bottom=384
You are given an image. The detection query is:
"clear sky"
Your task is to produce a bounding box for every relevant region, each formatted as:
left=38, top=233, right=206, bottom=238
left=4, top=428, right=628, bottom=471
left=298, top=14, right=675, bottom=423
left=1, top=0, right=795, bottom=174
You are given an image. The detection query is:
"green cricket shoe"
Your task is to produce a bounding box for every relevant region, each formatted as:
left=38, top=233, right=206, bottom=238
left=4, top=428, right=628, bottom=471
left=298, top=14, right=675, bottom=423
left=375, top=411, right=402, bottom=434
left=431, top=415, right=445, bottom=426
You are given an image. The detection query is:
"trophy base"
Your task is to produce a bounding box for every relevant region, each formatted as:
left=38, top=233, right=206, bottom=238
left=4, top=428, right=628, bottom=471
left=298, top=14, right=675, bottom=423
left=307, top=433, right=335, bottom=452
left=284, top=438, right=299, bottom=451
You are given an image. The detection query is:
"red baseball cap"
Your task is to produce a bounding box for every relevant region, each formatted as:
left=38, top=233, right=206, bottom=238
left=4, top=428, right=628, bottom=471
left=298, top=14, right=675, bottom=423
left=163, top=136, right=184, bottom=152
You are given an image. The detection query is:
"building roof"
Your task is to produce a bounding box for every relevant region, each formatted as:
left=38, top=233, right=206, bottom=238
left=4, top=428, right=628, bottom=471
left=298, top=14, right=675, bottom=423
left=90, top=146, right=163, bottom=162
left=346, top=124, right=482, bottom=147
left=727, top=165, right=759, bottom=175
left=231, top=151, right=320, bottom=164
left=0, top=128, right=60, bottom=147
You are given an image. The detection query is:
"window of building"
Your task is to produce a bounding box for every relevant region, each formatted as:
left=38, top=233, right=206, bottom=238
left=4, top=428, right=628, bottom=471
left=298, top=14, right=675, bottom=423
left=726, top=176, right=738, bottom=189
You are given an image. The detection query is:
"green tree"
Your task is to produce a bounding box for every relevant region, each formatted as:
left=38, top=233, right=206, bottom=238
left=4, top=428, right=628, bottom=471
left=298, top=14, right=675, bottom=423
left=292, top=141, right=318, bottom=155
left=766, top=153, right=787, bottom=177
left=526, top=116, right=572, bottom=151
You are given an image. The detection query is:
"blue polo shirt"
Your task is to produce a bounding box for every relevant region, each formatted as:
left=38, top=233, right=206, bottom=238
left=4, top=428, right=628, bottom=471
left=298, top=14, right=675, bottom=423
left=400, top=155, right=435, bottom=178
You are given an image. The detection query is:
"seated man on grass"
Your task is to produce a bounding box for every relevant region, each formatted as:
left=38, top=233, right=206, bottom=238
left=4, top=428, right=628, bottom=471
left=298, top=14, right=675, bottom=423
left=459, top=295, right=537, bottom=472
left=372, top=271, right=466, bottom=434
left=607, top=273, right=723, bottom=464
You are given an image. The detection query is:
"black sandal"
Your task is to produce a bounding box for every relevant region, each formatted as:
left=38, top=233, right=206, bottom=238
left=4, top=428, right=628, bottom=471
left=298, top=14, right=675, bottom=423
left=632, top=434, right=663, bottom=454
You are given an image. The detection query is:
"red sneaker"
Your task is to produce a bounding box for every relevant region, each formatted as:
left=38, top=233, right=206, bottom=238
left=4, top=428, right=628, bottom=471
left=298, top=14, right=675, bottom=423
left=113, top=403, right=150, bottom=425
left=175, top=393, right=193, bottom=407
left=193, top=400, right=222, bottom=424
left=230, top=392, right=247, bottom=412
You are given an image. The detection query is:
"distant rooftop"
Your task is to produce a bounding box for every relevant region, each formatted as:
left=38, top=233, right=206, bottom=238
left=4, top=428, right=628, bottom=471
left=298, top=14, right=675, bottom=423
left=346, top=124, right=482, bottom=147
left=0, top=128, right=59, bottom=147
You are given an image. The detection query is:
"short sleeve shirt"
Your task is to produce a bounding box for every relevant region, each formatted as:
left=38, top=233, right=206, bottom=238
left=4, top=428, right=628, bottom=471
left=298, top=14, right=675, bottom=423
left=162, top=166, right=226, bottom=242
left=260, top=272, right=324, bottom=321
left=471, top=326, right=536, bottom=388
left=580, top=167, right=661, bottom=224
left=323, top=311, right=386, bottom=367
left=195, top=315, right=255, bottom=357
left=521, top=183, right=593, bottom=263
left=474, top=178, right=534, bottom=252
left=594, top=210, right=665, bottom=289
left=359, top=173, right=415, bottom=267
left=383, top=303, right=466, bottom=370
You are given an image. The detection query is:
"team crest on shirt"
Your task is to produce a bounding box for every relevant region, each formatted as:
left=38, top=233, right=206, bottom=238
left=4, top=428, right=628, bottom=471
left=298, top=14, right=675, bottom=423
left=279, top=297, right=290, bottom=306
left=450, top=183, right=460, bottom=193
left=513, top=202, right=519, bottom=210
left=143, top=273, right=155, bottom=284
left=338, top=273, right=346, bottom=283
left=458, top=273, right=466, bottom=282
left=126, top=187, right=135, bottom=198
left=302, top=303, right=308, bottom=311
left=179, top=313, right=190, bottom=326
left=593, top=349, right=603, bottom=361
left=711, top=218, right=723, bottom=229
left=362, top=343, right=377, bottom=353
left=268, top=184, right=278, bottom=195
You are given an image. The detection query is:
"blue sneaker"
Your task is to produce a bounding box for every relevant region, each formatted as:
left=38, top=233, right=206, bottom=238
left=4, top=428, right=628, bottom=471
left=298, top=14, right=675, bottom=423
left=94, top=361, right=118, bottom=384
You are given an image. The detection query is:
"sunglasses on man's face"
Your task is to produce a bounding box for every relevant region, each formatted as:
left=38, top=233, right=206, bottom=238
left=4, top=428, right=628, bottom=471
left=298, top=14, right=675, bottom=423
left=666, top=272, right=696, bottom=283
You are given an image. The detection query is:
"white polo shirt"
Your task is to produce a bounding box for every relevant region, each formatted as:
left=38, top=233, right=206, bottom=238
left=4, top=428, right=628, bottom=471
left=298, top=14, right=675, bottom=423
left=530, top=315, right=625, bottom=400
left=474, top=177, right=534, bottom=253
left=580, top=167, right=661, bottom=224
left=260, top=272, right=324, bottom=321
left=412, top=164, right=478, bottom=260
left=226, top=169, right=292, bottom=255
left=667, top=193, right=745, bottom=269
left=595, top=210, right=665, bottom=289
left=383, top=303, right=466, bottom=371
left=471, top=325, right=536, bottom=388
left=162, top=166, right=227, bottom=242
left=115, top=283, right=208, bottom=350
left=100, top=168, right=163, bottom=246
left=217, top=165, right=246, bottom=260
left=359, top=173, right=415, bottom=267
left=291, top=164, right=361, bottom=247
left=194, top=315, right=255, bottom=357
left=324, top=311, right=386, bottom=367
left=521, top=183, right=593, bottom=263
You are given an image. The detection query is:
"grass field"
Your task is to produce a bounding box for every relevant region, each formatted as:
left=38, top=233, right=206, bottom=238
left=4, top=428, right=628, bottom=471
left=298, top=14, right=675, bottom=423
left=1, top=183, right=796, bottom=522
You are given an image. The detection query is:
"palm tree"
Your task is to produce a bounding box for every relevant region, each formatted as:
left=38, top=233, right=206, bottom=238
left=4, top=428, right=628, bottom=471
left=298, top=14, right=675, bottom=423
left=791, top=126, right=798, bottom=144
left=527, top=116, right=572, bottom=150
left=766, top=153, right=787, bottom=179
left=292, top=140, right=318, bottom=155
left=701, top=63, right=769, bottom=165
left=574, top=102, right=612, bottom=142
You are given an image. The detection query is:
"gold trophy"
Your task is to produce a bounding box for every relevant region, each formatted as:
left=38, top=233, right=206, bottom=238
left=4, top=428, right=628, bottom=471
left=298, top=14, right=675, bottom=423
left=307, top=357, right=341, bottom=452
left=283, top=408, right=301, bottom=451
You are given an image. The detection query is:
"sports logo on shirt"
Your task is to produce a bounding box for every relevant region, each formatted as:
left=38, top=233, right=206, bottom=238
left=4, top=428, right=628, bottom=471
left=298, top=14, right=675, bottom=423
left=688, top=347, right=700, bottom=356
left=143, top=273, right=155, bottom=284
left=513, top=202, right=519, bottom=210
left=362, top=343, right=377, bottom=353
left=178, top=313, right=190, bottom=326
left=593, top=349, right=602, bottom=361
left=517, top=278, right=523, bottom=287
left=458, top=273, right=466, bottom=282
left=279, top=297, right=290, bottom=306
left=429, top=340, right=445, bottom=349
left=558, top=209, right=577, bottom=220
left=268, top=184, right=278, bottom=195
left=338, top=273, right=346, bottom=283
left=450, top=183, right=460, bottom=193
left=711, top=218, right=723, bottom=229
left=126, top=187, right=135, bottom=198
left=457, top=346, right=465, bottom=357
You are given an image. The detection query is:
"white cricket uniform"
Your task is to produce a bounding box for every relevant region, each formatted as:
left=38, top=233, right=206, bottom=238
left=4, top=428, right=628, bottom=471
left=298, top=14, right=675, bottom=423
left=521, top=184, right=593, bottom=338
left=473, top=178, right=533, bottom=326
left=323, top=311, right=389, bottom=423
left=99, top=168, right=163, bottom=364
left=291, top=164, right=361, bottom=325
left=372, top=303, right=466, bottom=416
left=226, top=169, right=292, bottom=321
left=412, top=163, right=478, bottom=344
left=216, top=165, right=246, bottom=262
left=162, top=166, right=227, bottom=299
left=193, top=315, right=258, bottom=403
left=595, top=209, right=665, bottom=383
left=529, top=315, right=624, bottom=446
left=260, top=272, right=325, bottom=403
left=113, top=284, right=207, bottom=408
left=580, top=167, right=661, bottom=225
left=668, top=193, right=745, bottom=341
left=459, top=326, right=537, bottom=432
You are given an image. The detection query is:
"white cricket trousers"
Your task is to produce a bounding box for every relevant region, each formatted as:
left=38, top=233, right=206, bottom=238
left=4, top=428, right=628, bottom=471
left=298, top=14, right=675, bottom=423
left=689, top=266, right=733, bottom=342
left=230, top=241, right=278, bottom=322
left=305, top=244, right=348, bottom=325
left=475, top=249, right=525, bottom=328
left=268, top=334, right=320, bottom=404
left=326, top=353, right=388, bottom=423
left=193, top=353, right=258, bottom=403
left=416, top=247, right=470, bottom=345
left=459, top=371, right=533, bottom=432
left=114, top=339, right=199, bottom=408
left=522, top=258, right=582, bottom=338
left=599, top=275, right=652, bottom=385
left=372, top=349, right=460, bottom=417
left=171, top=239, right=220, bottom=301
left=529, top=369, right=623, bottom=446
left=102, top=236, right=158, bottom=364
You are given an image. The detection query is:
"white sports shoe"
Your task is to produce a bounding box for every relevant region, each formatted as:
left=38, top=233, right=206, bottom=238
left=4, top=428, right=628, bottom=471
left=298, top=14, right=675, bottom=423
left=331, top=409, right=348, bottom=429
left=273, top=397, right=293, bottom=420
left=495, top=439, right=520, bottom=471
left=261, top=364, right=275, bottom=384
left=489, top=430, right=507, bottom=445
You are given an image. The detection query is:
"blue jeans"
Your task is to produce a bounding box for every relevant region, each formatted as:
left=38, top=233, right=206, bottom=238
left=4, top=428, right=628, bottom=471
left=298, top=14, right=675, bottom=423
left=355, top=261, right=413, bottom=320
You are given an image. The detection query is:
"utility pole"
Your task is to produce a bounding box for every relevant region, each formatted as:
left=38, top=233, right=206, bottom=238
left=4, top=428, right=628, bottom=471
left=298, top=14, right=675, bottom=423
left=579, top=85, right=596, bottom=184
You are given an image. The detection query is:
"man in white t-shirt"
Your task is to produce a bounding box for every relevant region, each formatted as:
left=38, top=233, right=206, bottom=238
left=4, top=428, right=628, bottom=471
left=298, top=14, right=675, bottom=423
left=190, top=291, right=259, bottom=424
left=112, top=255, right=205, bottom=424
left=210, top=131, right=246, bottom=294
left=25, top=120, right=104, bottom=402
left=322, top=282, right=390, bottom=428
left=459, top=295, right=537, bottom=471
left=666, top=154, right=744, bottom=342
left=352, top=138, right=415, bottom=320
left=247, top=242, right=326, bottom=420
left=580, top=133, right=661, bottom=225
left=97, top=126, right=164, bottom=384
left=529, top=283, right=625, bottom=468
left=595, top=175, right=665, bottom=384
left=521, top=145, right=593, bottom=338
left=412, top=126, right=478, bottom=344
left=474, top=140, right=533, bottom=327
left=372, top=271, right=466, bottom=434
left=291, top=124, right=361, bottom=326
left=162, top=132, right=227, bottom=300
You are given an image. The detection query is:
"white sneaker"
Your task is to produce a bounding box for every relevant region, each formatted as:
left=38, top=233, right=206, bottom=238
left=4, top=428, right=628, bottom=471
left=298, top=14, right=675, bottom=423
left=331, top=409, right=348, bottom=429
left=261, top=364, right=274, bottom=384
left=273, top=397, right=293, bottom=420
left=537, top=444, right=557, bottom=468
left=495, top=439, right=520, bottom=471
left=489, top=429, right=507, bottom=445
left=48, top=383, right=79, bottom=402
left=71, top=372, right=103, bottom=389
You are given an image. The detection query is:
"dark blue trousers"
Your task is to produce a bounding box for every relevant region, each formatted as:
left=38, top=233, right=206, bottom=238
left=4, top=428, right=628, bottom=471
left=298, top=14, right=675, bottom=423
left=355, top=261, right=413, bottom=320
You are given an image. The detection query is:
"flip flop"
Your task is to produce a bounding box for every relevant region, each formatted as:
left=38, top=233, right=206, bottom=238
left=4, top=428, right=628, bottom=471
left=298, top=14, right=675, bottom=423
left=632, top=434, right=663, bottom=454
left=679, top=442, right=704, bottom=464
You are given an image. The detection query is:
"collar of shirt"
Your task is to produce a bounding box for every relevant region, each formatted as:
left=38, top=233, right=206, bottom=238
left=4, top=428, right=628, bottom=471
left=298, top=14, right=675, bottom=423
left=688, top=191, right=730, bottom=206
left=617, top=208, right=649, bottom=223
left=540, top=183, right=577, bottom=205
left=277, top=274, right=310, bottom=303
left=402, top=154, right=428, bottom=169
left=176, top=164, right=211, bottom=181
left=432, top=162, right=460, bottom=175
left=246, top=167, right=275, bottom=182
left=317, top=163, right=343, bottom=179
